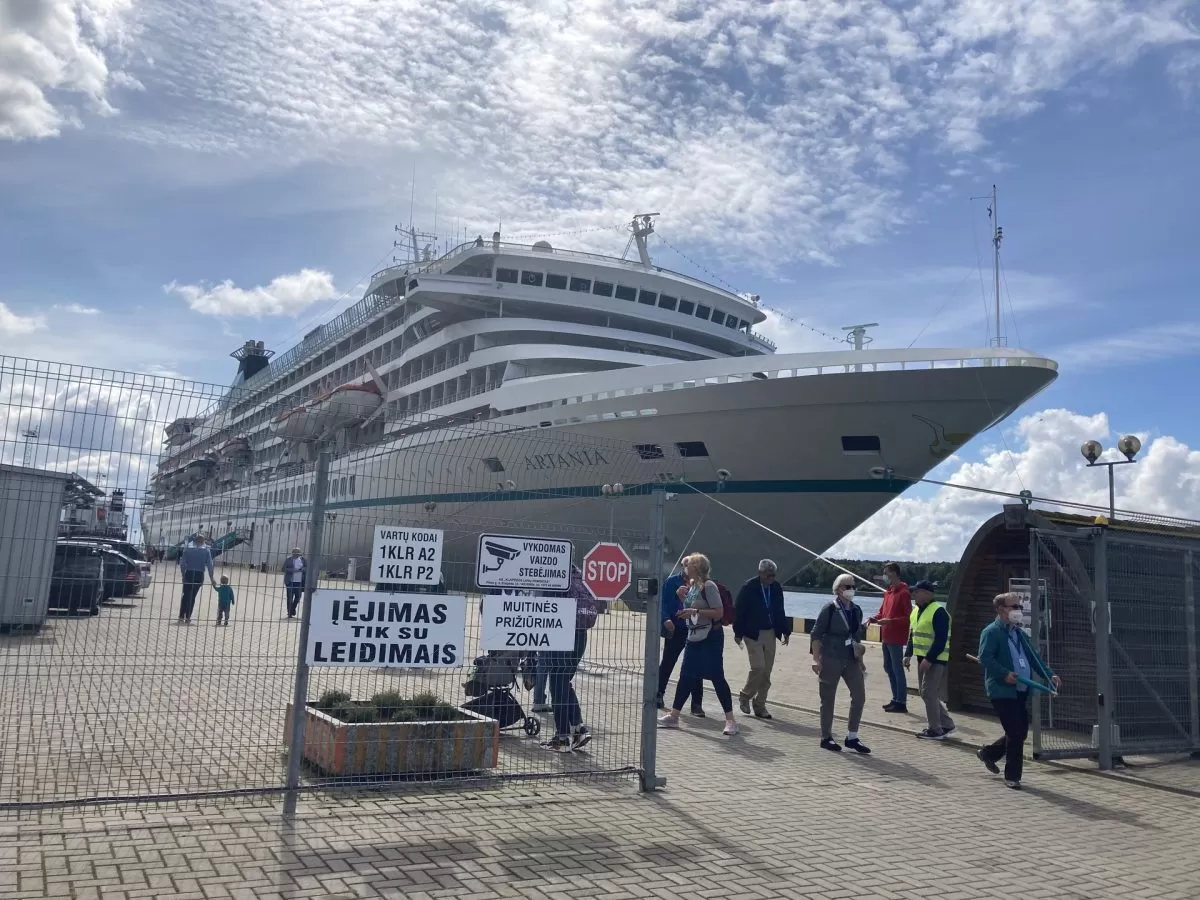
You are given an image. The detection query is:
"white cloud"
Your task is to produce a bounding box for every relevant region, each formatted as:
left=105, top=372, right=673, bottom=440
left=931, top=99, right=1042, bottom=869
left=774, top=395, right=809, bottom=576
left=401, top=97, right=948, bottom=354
left=0, top=0, right=135, bottom=141
left=0, top=301, right=46, bottom=334
left=116, top=0, right=1197, bottom=264
left=830, top=408, right=1200, bottom=561
left=164, top=269, right=339, bottom=317
left=53, top=302, right=101, bottom=315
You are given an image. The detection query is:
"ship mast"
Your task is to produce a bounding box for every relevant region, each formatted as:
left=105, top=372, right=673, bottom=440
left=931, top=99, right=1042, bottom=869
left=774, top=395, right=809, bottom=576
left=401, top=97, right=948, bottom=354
left=989, top=185, right=1004, bottom=347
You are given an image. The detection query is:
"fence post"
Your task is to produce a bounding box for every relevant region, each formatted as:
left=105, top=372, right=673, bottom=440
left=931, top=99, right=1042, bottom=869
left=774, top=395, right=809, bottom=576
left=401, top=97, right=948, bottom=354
left=1093, top=528, right=1114, bottom=771
left=1029, top=528, right=1043, bottom=755
left=283, top=449, right=332, bottom=820
left=1184, top=551, right=1199, bottom=750
left=639, top=488, right=667, bottom=793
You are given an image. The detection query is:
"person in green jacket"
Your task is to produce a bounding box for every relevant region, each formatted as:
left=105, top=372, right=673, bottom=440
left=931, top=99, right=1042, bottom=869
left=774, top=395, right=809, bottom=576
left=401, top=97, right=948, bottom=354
left=976, top=592, right=1061, bottom=790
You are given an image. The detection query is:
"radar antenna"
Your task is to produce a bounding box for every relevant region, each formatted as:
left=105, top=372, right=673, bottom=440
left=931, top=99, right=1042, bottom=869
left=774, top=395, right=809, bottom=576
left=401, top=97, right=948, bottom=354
left=624, top=213, right=660, bottom=267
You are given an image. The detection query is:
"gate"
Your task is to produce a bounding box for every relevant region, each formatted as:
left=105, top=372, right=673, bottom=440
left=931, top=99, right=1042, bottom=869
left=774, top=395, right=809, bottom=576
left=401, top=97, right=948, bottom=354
left=0, top=356, right=666, bottom=812
left=1030, top=524, right=1200, bottom=767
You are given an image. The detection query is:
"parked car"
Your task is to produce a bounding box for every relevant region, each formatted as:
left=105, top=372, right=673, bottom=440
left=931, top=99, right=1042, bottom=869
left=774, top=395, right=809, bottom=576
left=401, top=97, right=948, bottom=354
left=57, top=540, right=142, bottom=599
left=48, top=543, right=105, bottom=616
left=69, top=538, right=152, bottom=591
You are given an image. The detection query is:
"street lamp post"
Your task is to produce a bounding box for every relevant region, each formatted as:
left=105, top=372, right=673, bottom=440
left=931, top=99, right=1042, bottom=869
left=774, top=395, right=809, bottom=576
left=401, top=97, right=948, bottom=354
left=1080, top=435, right=1142, bottom=522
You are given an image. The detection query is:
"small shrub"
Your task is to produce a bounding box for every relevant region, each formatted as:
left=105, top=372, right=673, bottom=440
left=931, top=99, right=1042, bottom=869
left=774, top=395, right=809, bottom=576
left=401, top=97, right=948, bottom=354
left=315, top=690, right=351, bottom=712
left=388, top=707, right=419, bottom=723
left=370, top=691, right=408, bottom=719
left=333, top=702, right=377, bottom=724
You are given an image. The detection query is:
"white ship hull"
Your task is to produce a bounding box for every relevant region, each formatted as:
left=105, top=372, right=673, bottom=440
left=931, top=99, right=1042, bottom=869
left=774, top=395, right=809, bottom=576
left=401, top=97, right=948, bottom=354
left=143, top=349, right=1056, bottom=584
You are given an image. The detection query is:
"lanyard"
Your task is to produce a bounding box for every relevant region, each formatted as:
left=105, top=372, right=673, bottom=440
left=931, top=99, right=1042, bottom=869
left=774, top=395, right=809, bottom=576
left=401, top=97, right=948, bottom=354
left=761, top=584, right=772, bottom=610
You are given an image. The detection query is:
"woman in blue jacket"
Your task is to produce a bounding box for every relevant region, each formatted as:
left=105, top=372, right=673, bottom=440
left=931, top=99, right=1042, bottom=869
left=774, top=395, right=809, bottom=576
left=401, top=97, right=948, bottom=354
left=976, top=592, right=1062, bottom=789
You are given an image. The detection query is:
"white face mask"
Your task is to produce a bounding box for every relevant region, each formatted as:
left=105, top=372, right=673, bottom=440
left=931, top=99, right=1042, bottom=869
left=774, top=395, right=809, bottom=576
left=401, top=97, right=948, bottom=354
left=841, top=589, right=855, bottom=601
left=1007, top=609, right=1023, bottom=624
left=882, top=574, right=892, bottom=585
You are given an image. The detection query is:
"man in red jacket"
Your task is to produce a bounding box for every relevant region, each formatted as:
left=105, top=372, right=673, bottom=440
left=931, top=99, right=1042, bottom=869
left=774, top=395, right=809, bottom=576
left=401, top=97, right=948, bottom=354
left=868, top=562, right=912, bottom=713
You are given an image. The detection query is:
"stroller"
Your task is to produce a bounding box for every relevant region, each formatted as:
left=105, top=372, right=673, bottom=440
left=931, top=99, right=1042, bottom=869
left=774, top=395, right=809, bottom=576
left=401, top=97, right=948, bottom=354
left=462, top=650, right=542, bottom=737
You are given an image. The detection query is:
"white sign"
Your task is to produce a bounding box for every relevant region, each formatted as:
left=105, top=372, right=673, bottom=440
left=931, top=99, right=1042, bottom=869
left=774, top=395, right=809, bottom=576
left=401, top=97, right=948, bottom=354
left=370, top=525, right=443, bottom=585
left=306, top=589, right=466, bottom=668
left=476, top=533, right=573, bottom=591
left=480, top=595, right=577, bottom=651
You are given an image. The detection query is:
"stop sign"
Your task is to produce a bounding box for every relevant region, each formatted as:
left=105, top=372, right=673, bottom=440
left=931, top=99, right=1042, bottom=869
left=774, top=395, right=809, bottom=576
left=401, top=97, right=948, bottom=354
left=582, top=542, right=632, bottom=601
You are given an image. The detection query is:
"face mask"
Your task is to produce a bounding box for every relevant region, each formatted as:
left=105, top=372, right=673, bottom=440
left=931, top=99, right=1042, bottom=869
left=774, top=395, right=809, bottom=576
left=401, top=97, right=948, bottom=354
left=841, top=589, right=855, bottom=601
left=882, top=574, right=892, bottom=585
left=1007, top=609, right=1023, bottom=624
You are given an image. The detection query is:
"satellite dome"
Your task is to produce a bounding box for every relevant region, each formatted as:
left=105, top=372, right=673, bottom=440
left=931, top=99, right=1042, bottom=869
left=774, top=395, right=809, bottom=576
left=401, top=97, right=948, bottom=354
left=532, top=240, right=553, bottom=252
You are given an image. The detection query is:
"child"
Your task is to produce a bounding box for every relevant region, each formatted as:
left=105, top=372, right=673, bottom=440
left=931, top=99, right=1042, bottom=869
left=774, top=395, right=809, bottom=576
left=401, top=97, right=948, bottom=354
left=214, top=576, right=235, bottom=626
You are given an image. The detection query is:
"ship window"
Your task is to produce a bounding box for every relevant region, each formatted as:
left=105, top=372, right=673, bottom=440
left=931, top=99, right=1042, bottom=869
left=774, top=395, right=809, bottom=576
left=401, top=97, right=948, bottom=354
left=841, top=435, right=881, bottom=455
left=635, top=443, right=664, bottom=460
left=725, top=316, right=739, bottom=329
left=546, top=273, right=568, bottom=289
left=638, top=289, right=657, bottom=305
left=696, top=304, right=711, bottom=320
left=482, top=456, right=505, bottom=473
left=739, top=319, right=750, bottom=332
left=348, top=475, right=356, bottom=496
left=614, top=285, right=637, bottom=302
left=658, top=294, right=678, bottom=311
left=675, top=441, right=709, bottom=458
left=340, top=476, right=348, bottom=496
left=592, top=281, right=614, bottom=297
left=678, top=299, right=695, bottom=315
left=711, top=310, right=726, bottom=326
left=496, top=268, right=519, bottom=284
left=521, top=270, right=544, bottom=287
left=569, top=277, right=591, bottom=292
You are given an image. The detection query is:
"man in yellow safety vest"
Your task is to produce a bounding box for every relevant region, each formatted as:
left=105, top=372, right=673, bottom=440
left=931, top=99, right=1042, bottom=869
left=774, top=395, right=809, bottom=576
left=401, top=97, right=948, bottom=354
left=904, top=580, right=956, bottom=740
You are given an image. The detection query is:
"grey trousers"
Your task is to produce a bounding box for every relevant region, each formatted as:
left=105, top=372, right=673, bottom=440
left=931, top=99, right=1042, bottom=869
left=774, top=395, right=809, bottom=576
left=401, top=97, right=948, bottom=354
left=918, top=662, right=955, bottom=732
left=818, top=656, right=865, bottom=738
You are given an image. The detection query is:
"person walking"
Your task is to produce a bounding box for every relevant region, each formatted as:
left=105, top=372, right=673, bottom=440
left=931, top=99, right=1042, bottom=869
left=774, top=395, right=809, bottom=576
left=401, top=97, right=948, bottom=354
left=810, top=573, right=870, bottom=753
left=867, top=562, right=912, bottom=713
left=977, top=592, right=1061, bottom=790
left=177, top=534, right=215, bottom=623
left=657, top=554, right=738, bottom=736
left=905, top=580, right=956, bottom=740
left=656, top=556, right=704, bottom=716
left=213, top=575, right=235, bottom=626
left=733, top=559, right=791, bottom=719
left=283, top=547, right=307, bottom=618
left=541, top=566, right=601, bottom=752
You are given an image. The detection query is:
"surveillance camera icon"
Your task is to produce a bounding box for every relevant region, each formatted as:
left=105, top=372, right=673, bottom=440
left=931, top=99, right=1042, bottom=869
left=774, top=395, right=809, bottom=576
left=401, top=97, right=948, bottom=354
left=481, top=540, right=520, bottom=574
left=716, top=468, right=731, bottom=482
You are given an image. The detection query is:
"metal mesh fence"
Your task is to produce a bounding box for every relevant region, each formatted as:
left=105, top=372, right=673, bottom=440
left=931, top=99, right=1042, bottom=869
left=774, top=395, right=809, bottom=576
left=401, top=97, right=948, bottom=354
left=1030, top=526, right=1200, bottom=763
left=0, top=355, right=663, bottom=812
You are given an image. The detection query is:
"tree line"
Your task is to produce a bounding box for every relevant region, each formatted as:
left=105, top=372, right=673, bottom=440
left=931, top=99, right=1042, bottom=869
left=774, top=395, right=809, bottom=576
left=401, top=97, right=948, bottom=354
left=785, top=558, right=957, bottom=594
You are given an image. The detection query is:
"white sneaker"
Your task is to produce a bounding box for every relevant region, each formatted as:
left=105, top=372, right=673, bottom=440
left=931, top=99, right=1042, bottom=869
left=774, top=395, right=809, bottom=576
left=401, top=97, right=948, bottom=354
left=657, top=713, right=680, bottom=729
left=723, top=721, right=739, bottom=737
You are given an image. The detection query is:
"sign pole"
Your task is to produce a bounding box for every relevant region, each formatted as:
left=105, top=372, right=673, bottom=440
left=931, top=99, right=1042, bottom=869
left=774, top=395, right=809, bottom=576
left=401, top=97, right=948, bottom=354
left=284, top=449, right=331, bottom=820
left=640, top=489, right=667, bottom=792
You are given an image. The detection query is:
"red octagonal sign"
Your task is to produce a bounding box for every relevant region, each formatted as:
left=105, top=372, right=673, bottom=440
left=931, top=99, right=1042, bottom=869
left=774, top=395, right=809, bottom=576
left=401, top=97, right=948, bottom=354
left=582, top=542, right=632, bottom=601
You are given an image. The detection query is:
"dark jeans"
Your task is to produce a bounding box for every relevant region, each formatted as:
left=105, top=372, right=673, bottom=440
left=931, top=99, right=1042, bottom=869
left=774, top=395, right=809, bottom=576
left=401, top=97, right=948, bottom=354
left=546, top=628, right=588, bottom=738
left=982, top=696, right=1030, bottom=782
left=881, top=642, right=908, bottom=705
left=532, top=655, right=549, bottom=705
left=286, top=586, right=303, bottom=617
left=179, top=570, right=205, bottom=619
left=657, top=628, right=703, bottom=708
left=673, top=629, right=733, bottom=714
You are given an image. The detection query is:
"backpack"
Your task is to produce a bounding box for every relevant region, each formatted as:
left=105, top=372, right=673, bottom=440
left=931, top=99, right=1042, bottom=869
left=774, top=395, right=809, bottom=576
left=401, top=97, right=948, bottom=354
left=715, top=581, right=736, bottom=627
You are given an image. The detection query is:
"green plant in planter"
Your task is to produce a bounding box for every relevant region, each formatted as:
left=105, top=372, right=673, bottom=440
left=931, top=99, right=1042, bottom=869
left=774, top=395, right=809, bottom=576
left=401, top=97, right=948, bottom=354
left=371, top=690, right=408, bottom=719
left=333, top=701, right=378, bottom=724
left=315, top=689, right=351, bottom=712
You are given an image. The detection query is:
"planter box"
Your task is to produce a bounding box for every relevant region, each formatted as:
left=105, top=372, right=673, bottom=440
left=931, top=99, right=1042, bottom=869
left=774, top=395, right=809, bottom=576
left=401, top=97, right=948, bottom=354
left=285, top=703, right=500, bottom=777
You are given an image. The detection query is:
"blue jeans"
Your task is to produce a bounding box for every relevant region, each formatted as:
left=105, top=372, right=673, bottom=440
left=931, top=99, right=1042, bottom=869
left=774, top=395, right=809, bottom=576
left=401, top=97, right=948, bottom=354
left=881, top=643, right=907, bottom=705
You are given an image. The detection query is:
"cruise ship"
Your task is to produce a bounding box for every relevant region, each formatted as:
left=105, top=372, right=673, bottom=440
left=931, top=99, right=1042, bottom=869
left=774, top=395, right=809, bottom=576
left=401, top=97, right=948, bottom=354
left=142, top=216, right=1058, bottom=582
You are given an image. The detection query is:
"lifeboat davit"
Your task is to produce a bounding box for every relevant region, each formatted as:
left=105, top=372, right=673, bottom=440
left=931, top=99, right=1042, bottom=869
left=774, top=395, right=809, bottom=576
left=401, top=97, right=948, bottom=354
left=270, top=382, right=383, bottom=440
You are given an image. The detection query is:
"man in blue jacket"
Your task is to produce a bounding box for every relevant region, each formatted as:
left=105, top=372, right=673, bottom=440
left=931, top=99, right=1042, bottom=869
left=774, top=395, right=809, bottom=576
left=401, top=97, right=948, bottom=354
left=655, top=558, right=703, bottom=716
left=177, top=534, right=215, bottom=623
left=977, top=592, right=1061, bottom=790
left=733, top=559, right=791, bottom=719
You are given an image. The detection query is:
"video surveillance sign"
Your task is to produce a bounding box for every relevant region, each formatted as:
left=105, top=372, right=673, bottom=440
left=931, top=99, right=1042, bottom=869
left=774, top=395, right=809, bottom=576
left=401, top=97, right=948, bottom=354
left=476, top=533, right=573, bottom=592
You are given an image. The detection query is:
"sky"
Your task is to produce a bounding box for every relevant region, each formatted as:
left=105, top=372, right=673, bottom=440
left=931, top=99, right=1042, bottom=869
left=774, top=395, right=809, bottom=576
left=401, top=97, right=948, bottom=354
left=2, top=0, right=1199, bottom=561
